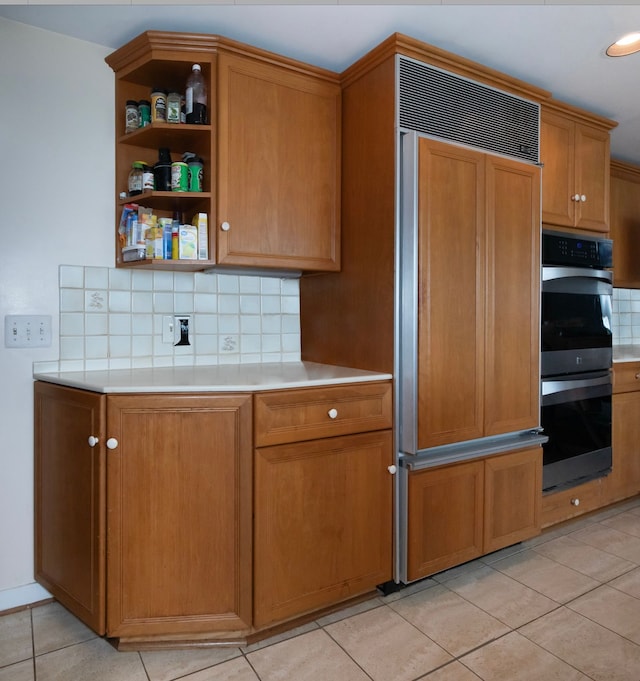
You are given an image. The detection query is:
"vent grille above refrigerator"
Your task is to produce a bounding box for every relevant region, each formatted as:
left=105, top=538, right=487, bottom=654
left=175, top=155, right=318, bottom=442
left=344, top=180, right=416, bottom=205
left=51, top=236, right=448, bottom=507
left=398, top=56, right=540, bottom=164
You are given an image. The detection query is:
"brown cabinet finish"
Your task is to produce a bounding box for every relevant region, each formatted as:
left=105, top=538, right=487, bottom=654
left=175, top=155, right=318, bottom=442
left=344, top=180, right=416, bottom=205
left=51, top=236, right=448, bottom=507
left=604, top=362, right=640, bottom=504
left=34, top=382, right=106, bottom=635
left=416, top=138, right=540, bottom=449
left=254, top=382, right=392, bottom=447
left=610, top=159, right=640, bottom=288
left=105, top=32, right=340, bottom=274
left=540, top=103, right=615, bottom=234
left=254, top=430, right=393, bottom=627
left=407, top=460, right=484, bottom=581
left=407, top=447, right=541, bottom=581
left=483, top=448, right=542, bottom=553
left=105, top=393, right=252, bottom=638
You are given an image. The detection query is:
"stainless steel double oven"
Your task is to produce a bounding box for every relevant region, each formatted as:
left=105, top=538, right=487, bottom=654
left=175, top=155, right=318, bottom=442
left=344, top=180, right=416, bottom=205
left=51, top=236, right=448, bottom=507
left=541, top=230, right=613, bottom=493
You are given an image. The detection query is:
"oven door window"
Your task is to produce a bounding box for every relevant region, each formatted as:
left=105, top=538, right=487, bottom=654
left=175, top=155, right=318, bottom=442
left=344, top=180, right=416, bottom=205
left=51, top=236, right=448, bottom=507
left=541, top=291, right=612, bottom=352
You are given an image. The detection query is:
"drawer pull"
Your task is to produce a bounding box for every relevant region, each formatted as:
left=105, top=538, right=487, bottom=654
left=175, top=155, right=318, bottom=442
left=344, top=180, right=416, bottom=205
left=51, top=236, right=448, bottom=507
left=328, top=408, right=338, bottom=419
left=636, top=373, right=640, bottom=380
left=388, top=465, right=397, bottom=475
left=570, top=497, right=580, bottom=507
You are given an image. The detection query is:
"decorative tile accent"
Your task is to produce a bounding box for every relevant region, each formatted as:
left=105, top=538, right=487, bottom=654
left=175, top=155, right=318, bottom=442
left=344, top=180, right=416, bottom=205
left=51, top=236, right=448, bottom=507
left=55, top=264, right=301, bottom=371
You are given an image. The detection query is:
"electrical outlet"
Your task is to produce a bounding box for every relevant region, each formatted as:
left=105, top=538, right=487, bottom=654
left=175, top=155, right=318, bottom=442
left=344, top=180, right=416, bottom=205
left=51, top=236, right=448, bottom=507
left=162, top=315, right=174, bottom=344
left=4, top=315, right=52, bottom=348
left=174, top=315, right=191, bottom=346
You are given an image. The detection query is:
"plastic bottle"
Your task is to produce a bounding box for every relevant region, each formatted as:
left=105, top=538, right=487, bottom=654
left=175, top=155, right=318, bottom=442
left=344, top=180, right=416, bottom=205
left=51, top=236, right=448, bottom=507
left=185, top=64, right=207, bottom=124
left=128, top=161, right=144, bottom=196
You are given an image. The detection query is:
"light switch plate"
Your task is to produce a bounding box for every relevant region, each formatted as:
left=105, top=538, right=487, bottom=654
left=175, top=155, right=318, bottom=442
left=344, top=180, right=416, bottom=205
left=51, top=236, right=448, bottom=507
left=4, top=315, right=52, bottom=348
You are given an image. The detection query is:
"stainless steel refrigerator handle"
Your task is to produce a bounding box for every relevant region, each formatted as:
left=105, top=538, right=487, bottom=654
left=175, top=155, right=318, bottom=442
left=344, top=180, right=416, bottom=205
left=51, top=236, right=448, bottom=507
left=542, top=266, right=613, bottom=284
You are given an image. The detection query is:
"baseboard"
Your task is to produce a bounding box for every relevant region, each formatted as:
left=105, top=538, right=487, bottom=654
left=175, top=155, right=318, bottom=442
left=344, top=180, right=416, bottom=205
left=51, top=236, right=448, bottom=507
left=0, top=582, right=52, bottom=615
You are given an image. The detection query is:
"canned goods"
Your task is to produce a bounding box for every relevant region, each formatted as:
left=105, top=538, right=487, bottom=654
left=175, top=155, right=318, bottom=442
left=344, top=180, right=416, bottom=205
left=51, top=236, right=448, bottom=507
left=166, top=92, right=181, bottom=124
left=125, top=100, right=139, bottom=134
left=138, top=100, right=151, bottom=127
left=151, top=88, right=167, bottom=123
left=171, top=162, right=188, bottom=192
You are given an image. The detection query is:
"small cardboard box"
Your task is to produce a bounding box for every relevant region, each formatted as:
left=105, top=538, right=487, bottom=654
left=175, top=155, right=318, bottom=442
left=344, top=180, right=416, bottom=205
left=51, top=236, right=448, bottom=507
left=192, top=213, right=209, bottom=260
left=179, top=225, right=198, bottom=260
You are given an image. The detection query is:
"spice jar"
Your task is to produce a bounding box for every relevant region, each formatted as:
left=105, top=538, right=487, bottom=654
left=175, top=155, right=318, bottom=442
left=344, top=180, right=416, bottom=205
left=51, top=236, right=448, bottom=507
left=125, top=100, right=139, bottom=133
left=138, top=100, right=151, bottom=127
left=150, top=88, right=167, bottom=123
left=166, top=92, right=181, bottom=124
left=128, top=161, right=145, bottom=196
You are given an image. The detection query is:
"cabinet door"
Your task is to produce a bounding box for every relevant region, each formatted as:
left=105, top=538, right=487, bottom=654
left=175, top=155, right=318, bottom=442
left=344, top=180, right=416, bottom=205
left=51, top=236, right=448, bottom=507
left=540, top=111, right=575, bottom=228
left=34, top=382, right=106, bottom=634
left=406, top=460, right=484, bottom=581
left=106, top=393, right=252, bottom=638
left=485, top=156, right=540, bottom=436
left=483, top=447, right=541, bottom=553
left=254, top=430, right=393, bottom=627
left=608, top=392, right=640, bottom=503
left=610, top=163, right=640, bottom=288
left=217, top=52, right=340, bottom=272
left=574, top=123, right=610, bottom=233
left=417, top=137, right=485, bottom=448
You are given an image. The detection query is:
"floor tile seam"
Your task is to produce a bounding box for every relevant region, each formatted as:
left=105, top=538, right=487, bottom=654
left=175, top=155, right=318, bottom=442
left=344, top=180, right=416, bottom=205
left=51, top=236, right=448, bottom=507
left=312, top=626, right=376, bottom=681
left=561, top=600, right=640, bottom=649
left=512, top=604, right=600, bottom=680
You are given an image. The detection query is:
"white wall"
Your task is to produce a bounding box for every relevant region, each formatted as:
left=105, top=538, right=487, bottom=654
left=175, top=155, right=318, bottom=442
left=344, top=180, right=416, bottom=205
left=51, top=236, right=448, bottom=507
left=0, top=19, right=121, bottom=608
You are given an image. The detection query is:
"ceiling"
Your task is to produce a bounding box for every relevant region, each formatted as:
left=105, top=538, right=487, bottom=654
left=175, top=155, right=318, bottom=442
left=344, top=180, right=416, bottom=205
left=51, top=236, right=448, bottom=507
left=4, top=3, right=640, bottom=165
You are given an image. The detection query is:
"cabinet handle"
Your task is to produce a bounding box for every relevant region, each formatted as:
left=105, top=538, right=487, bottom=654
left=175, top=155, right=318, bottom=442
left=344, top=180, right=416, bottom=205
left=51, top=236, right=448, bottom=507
left=220, top=221, right=231, bottom=232
left=570, top=497, right=580, bottom=506
left=387, top=465, right=397, bottom=475
left=580, top=194, right=587, bottom=202
left=328, top=408, right=338, bottom=419
left=106, top=438, right=119, bottom=450
left=572, top=194, right=581, bottom=202
left=635, top=373, right=640, bottom=380
left=88, top=436, right=99, bottom=447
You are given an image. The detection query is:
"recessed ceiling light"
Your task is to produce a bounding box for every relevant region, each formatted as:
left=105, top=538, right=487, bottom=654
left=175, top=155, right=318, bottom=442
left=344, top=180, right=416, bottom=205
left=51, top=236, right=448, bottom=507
left=607, top=32, right=640, bottom=56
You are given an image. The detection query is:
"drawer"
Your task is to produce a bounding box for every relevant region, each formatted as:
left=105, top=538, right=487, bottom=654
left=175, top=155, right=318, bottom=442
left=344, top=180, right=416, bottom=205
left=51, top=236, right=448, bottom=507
left=613, top=361, right=640, bottom=394
left=254, top=381, right=392, bottom=446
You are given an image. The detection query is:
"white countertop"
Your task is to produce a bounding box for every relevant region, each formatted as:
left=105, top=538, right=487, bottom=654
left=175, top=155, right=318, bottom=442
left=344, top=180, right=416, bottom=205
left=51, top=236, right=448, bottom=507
left=33, top=361, right=393, bottom=394
left=613, top=345, right=640, bottom=363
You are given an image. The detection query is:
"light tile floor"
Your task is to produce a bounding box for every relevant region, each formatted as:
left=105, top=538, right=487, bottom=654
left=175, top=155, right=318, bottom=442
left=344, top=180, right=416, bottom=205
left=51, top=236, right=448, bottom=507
left=2, top=496, right=640, bottom=681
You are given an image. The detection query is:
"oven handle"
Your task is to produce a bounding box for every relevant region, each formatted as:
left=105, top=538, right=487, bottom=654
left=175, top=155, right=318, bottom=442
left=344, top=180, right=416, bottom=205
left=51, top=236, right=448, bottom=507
left=542, top=266, right=613, bottom=284
left=542, top=372, right=611, bottom=397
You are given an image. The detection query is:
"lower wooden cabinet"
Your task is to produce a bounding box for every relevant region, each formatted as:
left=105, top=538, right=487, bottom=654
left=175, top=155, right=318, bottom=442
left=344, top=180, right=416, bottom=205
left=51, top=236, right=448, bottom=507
left=35, top=381, right=253, bottom=641
left=34, top=378, right=393, bottom=646
left=406, top=447, right=541, bottom=582
left=254, top=430, right=393, bottom=627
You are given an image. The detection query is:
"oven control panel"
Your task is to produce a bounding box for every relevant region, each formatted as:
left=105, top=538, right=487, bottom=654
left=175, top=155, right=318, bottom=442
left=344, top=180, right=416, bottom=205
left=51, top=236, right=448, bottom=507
left=542, top=231, right=612, bottom=268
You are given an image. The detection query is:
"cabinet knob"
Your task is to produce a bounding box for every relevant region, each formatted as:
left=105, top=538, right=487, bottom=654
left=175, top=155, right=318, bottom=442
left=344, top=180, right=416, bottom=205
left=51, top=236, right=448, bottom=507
left=328, top=408, right=338, bottom=419
left=387, top=465, right=397, bottom=475
left=220, top=221, right=231, bottom=232
left=106, top=437, right=119, bottom=450
left=635, top=373, right=640, bottom=380
left=570, top=497, right=580, bottom=506
left=580, top=194, right=587, bottom=202
left=88, top=436, right=99, bottom=447
left=572, top=194, right=581, bottom=202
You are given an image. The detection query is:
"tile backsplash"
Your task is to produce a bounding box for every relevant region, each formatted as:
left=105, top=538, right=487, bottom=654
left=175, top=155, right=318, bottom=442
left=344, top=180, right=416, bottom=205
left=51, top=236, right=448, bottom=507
left=35, top=265, right=301, bottom=373
left=613, top=288, right=640, bottom=345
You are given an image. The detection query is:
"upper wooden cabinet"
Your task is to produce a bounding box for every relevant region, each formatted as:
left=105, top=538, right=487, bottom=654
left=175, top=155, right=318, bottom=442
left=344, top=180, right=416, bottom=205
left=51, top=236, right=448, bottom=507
left=610, top=159, right=640, bottom=288
left=540, top=101, right=616, bottom=234
left=105, top=31, right=340, bottom=273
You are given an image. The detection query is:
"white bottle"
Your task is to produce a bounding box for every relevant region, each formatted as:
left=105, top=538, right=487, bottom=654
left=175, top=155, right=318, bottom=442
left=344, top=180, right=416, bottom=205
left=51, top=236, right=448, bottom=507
left=185, top=64, right=207, bottom=125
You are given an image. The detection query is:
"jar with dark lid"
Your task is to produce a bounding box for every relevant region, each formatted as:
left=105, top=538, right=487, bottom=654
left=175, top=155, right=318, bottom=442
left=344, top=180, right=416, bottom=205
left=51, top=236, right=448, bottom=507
left=138, top=100, right=151, bottom=127
left=125, top=100, right=139, bottom=134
